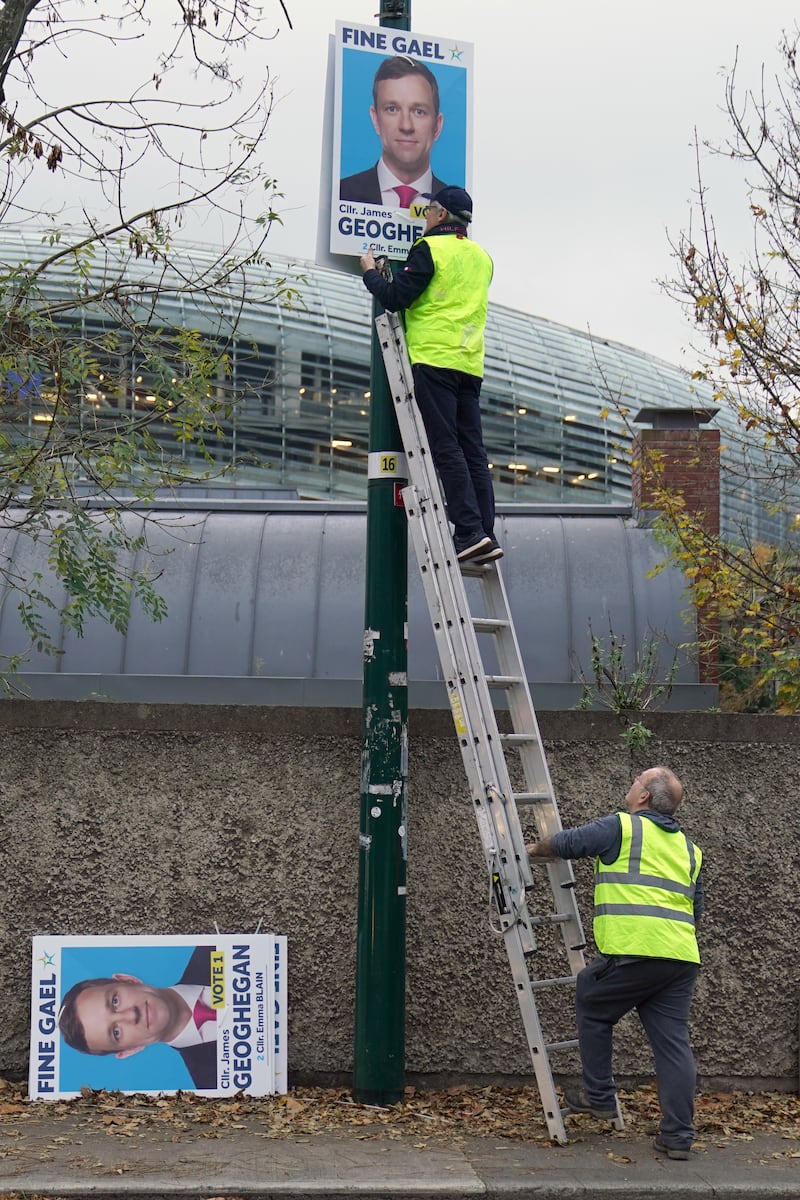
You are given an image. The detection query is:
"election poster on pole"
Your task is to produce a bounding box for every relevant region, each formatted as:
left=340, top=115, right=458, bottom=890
left=331, top=20, right=473, bottom=259
left=30, top=933, right=287, bottom=1099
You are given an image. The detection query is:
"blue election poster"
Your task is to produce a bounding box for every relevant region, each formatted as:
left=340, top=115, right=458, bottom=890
left=30, top=933, right=287, bottom=1099
left=331, top=20, right=473, bottom=258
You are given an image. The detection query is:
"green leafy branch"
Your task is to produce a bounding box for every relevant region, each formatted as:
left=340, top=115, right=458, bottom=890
left=576, top=622, right=679, bottom=748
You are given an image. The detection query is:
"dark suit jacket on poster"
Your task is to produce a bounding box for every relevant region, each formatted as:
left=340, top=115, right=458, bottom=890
left=339, top=164, right=447, bottom=205
left=179, top=946, right=214, bottom=986
left=177, top=945, right=217, bottom=1089
left=179, top=1040, right=217, bottom=1090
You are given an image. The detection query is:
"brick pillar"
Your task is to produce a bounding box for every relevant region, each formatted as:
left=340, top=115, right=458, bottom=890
left=632, top=408, right=720, bottom=685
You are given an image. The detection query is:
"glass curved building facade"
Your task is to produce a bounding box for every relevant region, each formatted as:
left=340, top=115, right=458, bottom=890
left=0, top=230, right=778, bottom=539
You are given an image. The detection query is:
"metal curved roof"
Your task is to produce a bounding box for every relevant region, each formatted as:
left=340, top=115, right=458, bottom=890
left=3, top=226, right=766, bottom=533
left=0, top=499, right=710, bottom=709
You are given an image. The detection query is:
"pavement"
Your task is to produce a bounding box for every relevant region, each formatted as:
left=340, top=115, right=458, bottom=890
left=0, top=1107, right=798, bottom=1200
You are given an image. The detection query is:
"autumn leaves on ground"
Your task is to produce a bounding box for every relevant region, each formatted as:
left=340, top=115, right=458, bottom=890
left=0, top=1077, right=797, bottom=1150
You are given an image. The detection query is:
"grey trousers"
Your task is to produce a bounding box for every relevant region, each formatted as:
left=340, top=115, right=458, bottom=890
left=575, top=953, right=699, bottom=1149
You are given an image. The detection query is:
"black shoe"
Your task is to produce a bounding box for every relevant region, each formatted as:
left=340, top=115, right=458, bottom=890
left=653, top=1136, right=691, bottom=1161
left=455, top=533, right=493, bottom=562
left=473, top=536, right=504, bottom=563
left=563, top=1087, right=617, bottom=1120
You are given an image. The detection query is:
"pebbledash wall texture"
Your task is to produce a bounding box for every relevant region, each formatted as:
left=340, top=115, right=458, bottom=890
left=0, top=701, right=797, bottom=1092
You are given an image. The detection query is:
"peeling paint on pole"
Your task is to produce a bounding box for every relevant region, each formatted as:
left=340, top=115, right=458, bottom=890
left=363, top=628, right=381, bottom=660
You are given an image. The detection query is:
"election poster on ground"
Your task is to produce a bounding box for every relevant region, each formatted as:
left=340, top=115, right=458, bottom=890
left=330, top=20, right=473, bottom=259
left=30, top=934, right=287, bottom=1099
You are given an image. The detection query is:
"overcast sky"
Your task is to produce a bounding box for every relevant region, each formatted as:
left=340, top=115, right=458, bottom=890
left=259, top=1, right=799, bottom=370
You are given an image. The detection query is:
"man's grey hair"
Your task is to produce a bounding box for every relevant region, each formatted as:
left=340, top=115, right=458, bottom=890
left=444, top=208, right=471, bottom=228
left=645, top=767, right=683, bottom=815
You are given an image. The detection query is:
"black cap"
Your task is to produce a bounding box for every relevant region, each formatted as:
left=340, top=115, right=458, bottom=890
left=422, top=185, right=473, bottom=222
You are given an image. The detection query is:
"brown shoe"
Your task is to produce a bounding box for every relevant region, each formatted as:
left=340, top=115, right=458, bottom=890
left=654, top=1136, right=691, bottom=1161
left=563, top=1087, right=617, bottom=1120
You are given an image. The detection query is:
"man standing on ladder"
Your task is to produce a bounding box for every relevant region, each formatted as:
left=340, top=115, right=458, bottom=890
left=359, top=186, right=501, bottom=564
left=527, top=765, right=704, bottom=1160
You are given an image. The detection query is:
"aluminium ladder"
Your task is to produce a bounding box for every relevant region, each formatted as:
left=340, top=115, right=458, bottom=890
left=375, top=310, right=624, bottom=1144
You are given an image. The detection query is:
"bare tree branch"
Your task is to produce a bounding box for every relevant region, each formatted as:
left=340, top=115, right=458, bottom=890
left=0, top=0, right=297, bottom=671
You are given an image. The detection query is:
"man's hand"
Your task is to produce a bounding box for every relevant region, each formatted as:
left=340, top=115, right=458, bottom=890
left=526, top=837, right=557, bottom=862
left=359, top=247, right=376, bottom=274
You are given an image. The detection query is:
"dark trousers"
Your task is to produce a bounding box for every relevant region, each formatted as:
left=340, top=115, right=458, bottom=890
left=576, top=953, right=699, bottom=1149
left=412, top=363, right=495, bottom=543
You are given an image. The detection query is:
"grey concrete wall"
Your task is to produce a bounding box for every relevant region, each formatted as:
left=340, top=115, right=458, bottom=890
left=0, top=702, right=797, bottom=1091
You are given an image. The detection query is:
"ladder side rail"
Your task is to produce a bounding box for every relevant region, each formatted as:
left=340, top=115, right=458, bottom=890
left=401, top=479, right=533, bottom=891
left=479, top=568, right=584, bottom=865
left=374, top=315, right=509, bottom=791
left=479, top=568, right=587, bottom=973
left=376, top=313, right=602, bottom=1138
left=478, top=565, right=581, bottom=861
left=375, top=317, right=534, bottom=910
left=505, top=929, right=570, bottom=1145
left=398, top=501, right=542, bottom=897
left=463, top=565, right=556, bottom=874
left=376, top=315, right=535, bottom=894
left=474, top=569, right=590, bottom=1097
left=402, top=497, right=536, bottom=950
left=406, top=527, right=579, bottom=1105
left=479, top=567, right=555, bottom=798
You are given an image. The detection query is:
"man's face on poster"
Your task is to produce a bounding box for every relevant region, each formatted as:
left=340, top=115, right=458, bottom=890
left=370, top=73, right=444, bottom=181
left=74, top=975, right=183, bottom=1058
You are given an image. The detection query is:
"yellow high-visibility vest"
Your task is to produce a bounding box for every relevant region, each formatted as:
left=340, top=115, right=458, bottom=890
left=593, top=812, right=702, bottom=962
left=404, top=234, right=493, bottom=377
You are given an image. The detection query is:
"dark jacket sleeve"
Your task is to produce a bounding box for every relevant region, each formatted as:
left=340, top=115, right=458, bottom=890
left=178, top=946, right=213, bottom=986
left=550, top=814, right=623, bottom=863
left=361, top=239, right=434, bottom=312
left=693, top=866, right=704, bottom=922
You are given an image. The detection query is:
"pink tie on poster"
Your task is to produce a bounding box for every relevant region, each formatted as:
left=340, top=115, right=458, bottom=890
left=193, top=997, right=216, bottom=1030
left=393, top=185, right=417, bottom=210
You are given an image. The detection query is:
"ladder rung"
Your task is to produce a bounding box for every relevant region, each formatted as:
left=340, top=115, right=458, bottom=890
left=529, top=913, right=572, bottom=926
left=499, top=733, right=536, bottom=744
left=530, top=975, right=578, bottom=990
left=485, top=674, right=523, bottom=689
left=472, top=617, right=509, bottom=633
left=514, top=790, right=551, bottom=805
left=545, top=1038, right=579, bottom=1053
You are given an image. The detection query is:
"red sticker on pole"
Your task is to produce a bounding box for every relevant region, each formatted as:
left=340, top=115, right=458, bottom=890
left=394, top=482, right=405, bottom=507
